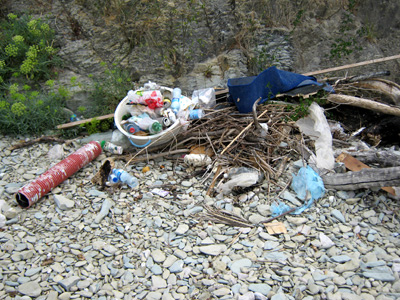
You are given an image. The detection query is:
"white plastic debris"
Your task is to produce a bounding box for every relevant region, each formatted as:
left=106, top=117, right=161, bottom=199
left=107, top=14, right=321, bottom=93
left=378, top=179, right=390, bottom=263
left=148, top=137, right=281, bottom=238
left=184, top=154, right=212, bottom=167
left=296, top=102, right=335, bottom=170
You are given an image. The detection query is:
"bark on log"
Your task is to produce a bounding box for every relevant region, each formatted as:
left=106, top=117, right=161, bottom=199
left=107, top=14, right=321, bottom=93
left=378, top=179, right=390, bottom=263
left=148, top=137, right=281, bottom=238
left=327, top=94, right=400, bottom=117
left=322, top=167, right=400, bottom=191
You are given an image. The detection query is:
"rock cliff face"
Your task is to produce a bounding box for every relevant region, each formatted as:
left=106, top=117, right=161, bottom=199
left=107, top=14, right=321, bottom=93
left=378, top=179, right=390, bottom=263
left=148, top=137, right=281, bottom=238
left=2, top=0, right=400, bottom=110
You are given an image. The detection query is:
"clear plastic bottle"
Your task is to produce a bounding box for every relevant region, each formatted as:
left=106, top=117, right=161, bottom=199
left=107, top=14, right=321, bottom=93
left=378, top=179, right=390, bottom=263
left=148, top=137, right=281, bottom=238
left=113, top=168, right=139, bottom=188
left=129, top=113, right=162, bottom=134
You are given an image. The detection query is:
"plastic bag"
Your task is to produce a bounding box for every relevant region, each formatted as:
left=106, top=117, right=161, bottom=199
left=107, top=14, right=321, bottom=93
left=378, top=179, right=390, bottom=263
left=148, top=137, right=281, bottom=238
left=270, top=165, right=325, bottom=216
left=218, top=167, right=262, bottom=195
left=296, top=102, right=334, bottom=170
left=192, top=88, right=216, bottom=109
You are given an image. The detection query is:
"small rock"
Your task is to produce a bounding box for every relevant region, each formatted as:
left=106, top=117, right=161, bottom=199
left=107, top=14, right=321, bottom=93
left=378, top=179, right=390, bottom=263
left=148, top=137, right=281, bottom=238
left=58, top=275, right=80, bottom=291
left=198, top=244, right=227, bottom=256
left=53, top=194, right=75, bottom=210
left=230, top=258, right=252, bottom=274
left=331, top=209, right=345, bottom=223
left=18, top=281, right=42, bottom=297
left=248, top=283, right=271, bottom=296
left=175, top=224, right=189, bottom=235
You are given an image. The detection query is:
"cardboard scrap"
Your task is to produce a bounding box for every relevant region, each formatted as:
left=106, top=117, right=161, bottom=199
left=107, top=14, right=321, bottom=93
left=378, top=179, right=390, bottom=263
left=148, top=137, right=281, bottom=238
left=264, top=221, right=287, bottom=235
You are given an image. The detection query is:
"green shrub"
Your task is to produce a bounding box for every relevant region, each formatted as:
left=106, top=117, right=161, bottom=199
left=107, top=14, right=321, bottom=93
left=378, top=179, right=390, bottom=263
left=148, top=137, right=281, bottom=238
left=0, top=83, right=68, bottom=135
left=85, top=62, right=133, bottom=117
left=0, top=13, right=61, bottom=83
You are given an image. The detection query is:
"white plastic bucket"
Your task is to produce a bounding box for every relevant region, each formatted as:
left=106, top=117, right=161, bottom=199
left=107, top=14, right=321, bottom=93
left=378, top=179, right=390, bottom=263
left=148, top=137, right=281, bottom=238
left=114, top=86, right=182, bottom=148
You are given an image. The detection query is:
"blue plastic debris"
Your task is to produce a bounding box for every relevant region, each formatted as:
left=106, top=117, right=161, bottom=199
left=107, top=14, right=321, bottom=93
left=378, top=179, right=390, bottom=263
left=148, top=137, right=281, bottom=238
left=271, top=165, right=325, bottom=216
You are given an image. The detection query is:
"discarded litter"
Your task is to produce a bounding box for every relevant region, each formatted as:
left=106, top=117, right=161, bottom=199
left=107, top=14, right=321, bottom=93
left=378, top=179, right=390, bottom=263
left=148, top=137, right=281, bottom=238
left=227, top=66, right=333, bottom=113
left=218, top=167, right=263, bottom=195
left=115, top=81, right=207, bottom=148
left=111, top=168, right=139, bottom=188
left=184, top=154, right=212, bottom=167
left=296, top=102, right=335, bottom=170
left=16, top=141, right=102, bottom=208
left=270, top=165, right=325, bottom=216
left=101, top=141, right=123, bottom=155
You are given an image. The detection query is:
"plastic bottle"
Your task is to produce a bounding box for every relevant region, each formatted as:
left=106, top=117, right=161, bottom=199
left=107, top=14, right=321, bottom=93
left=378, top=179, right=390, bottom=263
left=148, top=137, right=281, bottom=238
left=101, top=141, right=123, bottom=155
left=171, top=88, right=181, bottom=114
left=129, top=113, right=162, bottom=134
left=124, top=122, right=141, bottom=135
left=189, top=109, right=204, bottom=120
left=113, top=168, right=139, bottom=188
left=126, top=89, right=164, bottom=109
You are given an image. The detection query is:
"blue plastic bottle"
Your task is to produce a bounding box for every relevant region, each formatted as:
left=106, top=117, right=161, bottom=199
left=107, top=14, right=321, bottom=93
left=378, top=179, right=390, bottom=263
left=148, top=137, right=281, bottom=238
left=124, top=123, right=141, bottom=135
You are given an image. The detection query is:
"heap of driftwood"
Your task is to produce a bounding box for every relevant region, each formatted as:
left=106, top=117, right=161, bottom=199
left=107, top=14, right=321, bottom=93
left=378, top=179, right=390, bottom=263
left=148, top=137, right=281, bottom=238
left=124, top=102, right=303, bottom=186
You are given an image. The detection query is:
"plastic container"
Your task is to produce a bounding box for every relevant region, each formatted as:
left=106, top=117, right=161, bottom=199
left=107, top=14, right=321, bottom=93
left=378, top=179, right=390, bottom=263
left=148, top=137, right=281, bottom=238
left=115, top=86, right=182, bottom=148
left=128, top=113, right=162, bottom=135
left=113, top=168, right=139, bottom=188
left=126, top=89, right=164, bottom=109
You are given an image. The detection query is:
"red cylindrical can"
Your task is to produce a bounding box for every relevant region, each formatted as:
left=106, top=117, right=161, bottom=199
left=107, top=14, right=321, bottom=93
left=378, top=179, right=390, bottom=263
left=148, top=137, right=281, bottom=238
left=16, top=141, right=102, bottom=208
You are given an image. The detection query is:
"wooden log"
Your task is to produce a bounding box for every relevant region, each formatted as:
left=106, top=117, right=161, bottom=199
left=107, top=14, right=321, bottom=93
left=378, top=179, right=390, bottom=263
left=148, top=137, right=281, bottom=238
left=327, top=94, right=400, bottom=117
left=335, top=153, right=396, bottom=195
left=322, top=166, right=400, bottom=191
left=347, top=150, right=400, bottom=167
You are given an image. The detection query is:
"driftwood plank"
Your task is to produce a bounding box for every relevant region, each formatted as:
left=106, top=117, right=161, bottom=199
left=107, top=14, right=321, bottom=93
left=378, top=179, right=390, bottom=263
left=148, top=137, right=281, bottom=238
left=56, top=113, right=115, bottom=130
left=327, top=153, right=398, bottom=195
left=322, top=166, right=400, bottom=191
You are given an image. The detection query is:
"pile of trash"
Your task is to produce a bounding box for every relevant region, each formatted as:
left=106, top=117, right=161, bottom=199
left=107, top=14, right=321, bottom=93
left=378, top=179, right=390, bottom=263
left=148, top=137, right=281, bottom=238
left=115, top=81, right=216, bottom=139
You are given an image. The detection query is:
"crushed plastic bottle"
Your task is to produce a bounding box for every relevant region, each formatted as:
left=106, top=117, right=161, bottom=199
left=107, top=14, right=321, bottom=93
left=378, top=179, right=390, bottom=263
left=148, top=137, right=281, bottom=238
left=126, top=89, right=164, bottom=109
left=112, top=168, right=139, bottom=188
left=101, top=141, right=123, bottom=155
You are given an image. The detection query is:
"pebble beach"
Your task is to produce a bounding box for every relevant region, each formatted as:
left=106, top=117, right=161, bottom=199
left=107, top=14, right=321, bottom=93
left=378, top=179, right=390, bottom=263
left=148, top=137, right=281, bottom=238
left=0, top=133, right=400, bottom=300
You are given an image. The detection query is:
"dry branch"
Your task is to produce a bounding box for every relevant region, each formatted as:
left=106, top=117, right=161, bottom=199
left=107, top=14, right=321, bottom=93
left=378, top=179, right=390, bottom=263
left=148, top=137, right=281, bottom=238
left=327, top=94, right=400, bottom=117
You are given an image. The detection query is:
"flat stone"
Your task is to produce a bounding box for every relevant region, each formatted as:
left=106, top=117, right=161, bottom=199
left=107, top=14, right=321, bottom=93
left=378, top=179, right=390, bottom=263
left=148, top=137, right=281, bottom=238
left=151, top=249, right=166, bottom=263
left=199, top=244, right=227, bottom=256
left=213, top=287, right=231, bottom=296
left=230, top=258, right=252, bottom=274
left=331, top=209, right=346, bottom=223
left=151, top=275, right=167, bottom=289
left=286, top=216, right=308, bottom=225
left=58, top=275, right=80, bottom=291
left=248, top=283, right=271, bottom=296
left=18, top=281, right=42, bottom=297
left=331, top=255, right=352, bottom=263
left=175, top=224, right=189, bottom=235
left=53, top=194, right=75, bottom=210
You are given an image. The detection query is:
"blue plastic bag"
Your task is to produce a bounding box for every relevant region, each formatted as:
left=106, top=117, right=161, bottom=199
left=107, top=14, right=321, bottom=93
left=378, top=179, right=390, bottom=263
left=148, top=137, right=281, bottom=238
left=271, top=165, right=325, bottom=216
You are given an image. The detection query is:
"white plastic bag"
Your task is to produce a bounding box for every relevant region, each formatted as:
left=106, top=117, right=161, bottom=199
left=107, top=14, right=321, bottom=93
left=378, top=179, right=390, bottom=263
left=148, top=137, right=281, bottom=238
left=296, top=102, right=335, bottom=170
left=192, top=88, right=216, bottom=109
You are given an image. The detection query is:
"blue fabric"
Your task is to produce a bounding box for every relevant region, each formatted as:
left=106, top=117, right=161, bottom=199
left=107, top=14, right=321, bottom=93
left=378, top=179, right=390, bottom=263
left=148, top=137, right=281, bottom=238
left=227, top=66, right=333, bottom=113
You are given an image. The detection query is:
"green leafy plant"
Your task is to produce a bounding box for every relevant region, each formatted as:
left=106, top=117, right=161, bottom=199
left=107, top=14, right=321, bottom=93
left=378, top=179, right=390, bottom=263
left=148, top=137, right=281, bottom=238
left=0, top=13, right=61, bottom=84
left=0, top=83, right=68, bottom=135
left=81, top=117, right=113, bottom=135
left=85, top=62, right=133, bottom=117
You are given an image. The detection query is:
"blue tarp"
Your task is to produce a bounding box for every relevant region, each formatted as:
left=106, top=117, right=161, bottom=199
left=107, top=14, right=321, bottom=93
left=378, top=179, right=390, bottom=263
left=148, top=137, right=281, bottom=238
left=227, top=66, right=333, bottom=113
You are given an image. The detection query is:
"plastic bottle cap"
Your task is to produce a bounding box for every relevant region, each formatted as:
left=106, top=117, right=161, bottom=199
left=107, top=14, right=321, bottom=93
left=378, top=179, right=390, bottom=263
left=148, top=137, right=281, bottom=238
left=151, top=121, right=162, bottom=133
left=100, top=141, right=106, bottom=149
